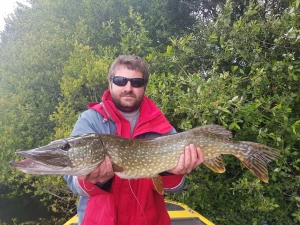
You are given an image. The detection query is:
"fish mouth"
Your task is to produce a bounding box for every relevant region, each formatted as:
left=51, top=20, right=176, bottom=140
left=10, top=158, right=39, bottom=167
left=15, top=150, right=41, bottom=161
left=9, top=149, right=74, bottom=175
left=14, top=149, right=73, bottom=168
left=10, top=155, right=100, bottom=176
left=9, top=159, right=67, bottom=175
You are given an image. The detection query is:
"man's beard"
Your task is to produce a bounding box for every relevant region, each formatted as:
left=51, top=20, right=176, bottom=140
left=111, top=91, right=144, bottom=113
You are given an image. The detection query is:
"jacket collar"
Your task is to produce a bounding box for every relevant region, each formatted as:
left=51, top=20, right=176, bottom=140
left=88, top=90, right=173, bottom=138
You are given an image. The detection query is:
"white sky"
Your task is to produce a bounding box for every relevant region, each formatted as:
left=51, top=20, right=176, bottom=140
left=0, top=0, right=29, bottom=31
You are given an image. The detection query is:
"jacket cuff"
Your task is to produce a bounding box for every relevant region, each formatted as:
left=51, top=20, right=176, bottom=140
left=77, top=177, right=110, bottom=197
left=95, top=178, right=113, bottom=191
left=162, top=174, right=185, bottom=193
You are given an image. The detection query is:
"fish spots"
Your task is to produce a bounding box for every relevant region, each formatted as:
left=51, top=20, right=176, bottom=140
left=12, top=126, right=279, bottom=183
left=65, top=135, right=107, bottom=167
left=105, top=134, right=218, bottom=178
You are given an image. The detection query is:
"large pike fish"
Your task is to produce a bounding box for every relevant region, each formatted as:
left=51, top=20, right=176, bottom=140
left=10, top=125, right=280, bottom=194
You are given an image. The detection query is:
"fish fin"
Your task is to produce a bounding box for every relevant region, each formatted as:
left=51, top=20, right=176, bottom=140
left=239, top=141, right=281, bottom=183
left=195, top=125, right=232, bottom=139
left=112, top=163, right=124, bottom=172
left=203, top=155, right=226, bottom=173
left=152, top=176, right=164, bottom=195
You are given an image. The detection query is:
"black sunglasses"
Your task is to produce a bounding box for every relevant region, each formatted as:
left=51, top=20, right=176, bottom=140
left=112, top=76, right=145, bottom=88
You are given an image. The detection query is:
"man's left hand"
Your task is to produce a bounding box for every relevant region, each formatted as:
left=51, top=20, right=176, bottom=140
left=168, top=144, right=204, bottom=174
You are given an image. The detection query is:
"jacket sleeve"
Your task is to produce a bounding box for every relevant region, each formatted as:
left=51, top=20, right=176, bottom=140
left=63, top=109, right=115, bottom=197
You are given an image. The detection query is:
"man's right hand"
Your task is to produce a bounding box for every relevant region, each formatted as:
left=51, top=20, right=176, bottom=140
left=78, top=156, right=114, bottom=184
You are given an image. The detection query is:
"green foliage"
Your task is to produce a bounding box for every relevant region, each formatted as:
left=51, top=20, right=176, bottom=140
left=50, top=44, right=111, bottom=139
left=119, top=8, right=152, bottom=56
left=0, top=0, right=299, bottom=224
left=147, top=1, right=300, bottom=224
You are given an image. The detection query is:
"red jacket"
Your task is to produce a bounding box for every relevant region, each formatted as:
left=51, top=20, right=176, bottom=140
left=80, top=90, right=184, bottom=225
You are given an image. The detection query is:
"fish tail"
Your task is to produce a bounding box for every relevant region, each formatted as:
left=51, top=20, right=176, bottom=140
left=238, top=141, right=281, bottom=183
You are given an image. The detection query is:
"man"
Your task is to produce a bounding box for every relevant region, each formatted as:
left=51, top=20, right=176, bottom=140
left=64, top=55, right=204, bottom=225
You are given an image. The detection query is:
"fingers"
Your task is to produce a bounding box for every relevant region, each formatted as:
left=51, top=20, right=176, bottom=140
left=98, top=156, right=114, bottom=182
left=184, top=145, right=193, bottom=173
left=167, top=144, right=205, bottom=175
left=196, top=145, right=205, bottom=165
left=175, top=153, right=186, bottom=172
left=78, top=156, right=114, bottom=184
left=184, top=144, right=204, bottom=173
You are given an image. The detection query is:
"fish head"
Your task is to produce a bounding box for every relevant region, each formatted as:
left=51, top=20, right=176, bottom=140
left=9, top=133, right=106, bottom=176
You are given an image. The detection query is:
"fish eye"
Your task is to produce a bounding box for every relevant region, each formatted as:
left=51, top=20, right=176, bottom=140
left=61, top=143, right=71, bottom=151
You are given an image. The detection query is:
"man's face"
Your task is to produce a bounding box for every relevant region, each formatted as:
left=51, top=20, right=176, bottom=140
left=110, top=66, right=145, bottom=113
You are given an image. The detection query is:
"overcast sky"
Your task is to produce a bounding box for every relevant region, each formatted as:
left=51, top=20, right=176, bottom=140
left=0, top=0, right=29, bottom=31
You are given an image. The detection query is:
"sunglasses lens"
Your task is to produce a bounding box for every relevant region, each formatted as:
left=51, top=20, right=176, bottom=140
left=112, top=77, right=145, bottom=88
left=131, top=78, right=145, bottom=87
left=112, top=77, right=128, bottom=86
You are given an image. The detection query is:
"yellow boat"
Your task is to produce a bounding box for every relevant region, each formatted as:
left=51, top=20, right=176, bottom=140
left=64, top=199, right=215, bottom=225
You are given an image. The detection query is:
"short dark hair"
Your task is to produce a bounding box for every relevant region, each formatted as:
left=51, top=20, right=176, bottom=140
left=108, top=55, right=149, bottom=86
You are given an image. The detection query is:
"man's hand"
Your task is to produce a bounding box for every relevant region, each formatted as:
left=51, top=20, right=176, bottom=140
left=168, top=144, right=204, bottom=174
left=78, top=156, right=114, bottom=184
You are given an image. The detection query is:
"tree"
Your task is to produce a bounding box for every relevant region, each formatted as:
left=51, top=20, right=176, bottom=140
left=1, top=0, right=299, bottom=224
left=146, top=1, right=300, bottom=224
